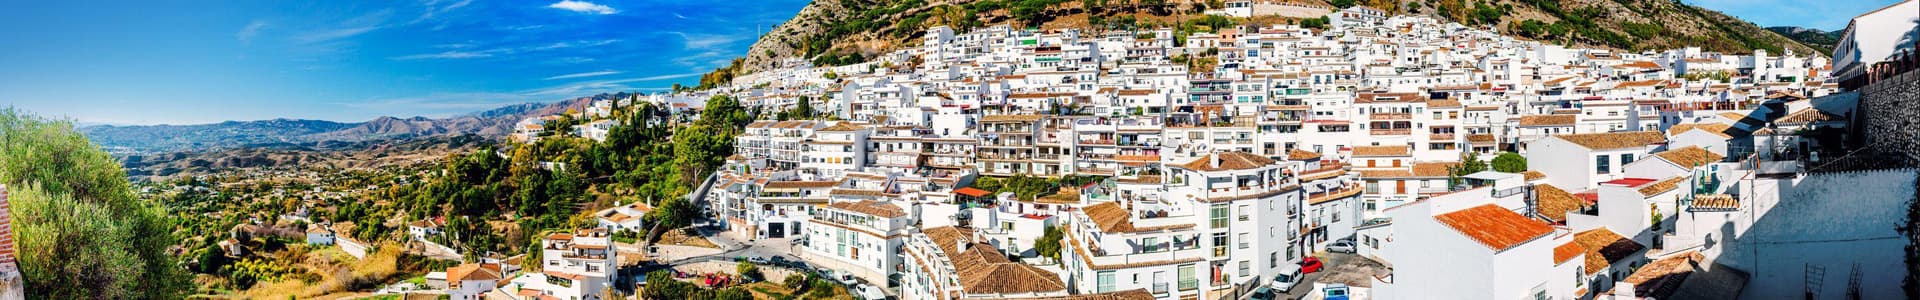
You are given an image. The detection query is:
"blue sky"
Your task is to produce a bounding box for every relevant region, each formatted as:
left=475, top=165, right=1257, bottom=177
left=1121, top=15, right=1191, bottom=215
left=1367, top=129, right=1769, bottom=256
left=0, top=1, right=1893, bottom=125
left=0, top=0, right=807, bottom=125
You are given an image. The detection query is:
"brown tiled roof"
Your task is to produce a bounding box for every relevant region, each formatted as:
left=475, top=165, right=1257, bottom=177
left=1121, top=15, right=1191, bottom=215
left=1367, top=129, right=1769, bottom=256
left=1534, top=184, right=1590, bottom=223
left=923, top=226, right=1069, bottom=295
left=1774, top=108, right=1841, bottom=125
left=1351, top=145, right=1409, bottom=157
left=1082, top=202, right=1192, bottom=233
left=1410, top=162, right=1458, bottom=178
left=1552, top=131, right=1666, bottom=150
left=1176, top=151, right=1277, bottom=171
left=817, top=122, right=866, bottom=132
left=1358, top=169, right=1413, bottom=178
left=1574, top=228, right=1645, bottom=275
left=1427, top=99, right=1463, bottom=108
left=1522, top=170, right=1546, bottom=181
left=1620, top=251, right=1707, bottom=299
left=763, top=180, right=842, bottom=189
left=1667, top=123, right=1741, bottom=139
left=827, top=201, right=907, bottom=218
left=1022, top=289, right=1158, bottom=300
left=1690, top=194, right=1739, bottom=211
left=1519, top=115, right=1577, bottom=127
left=1653, top=146, right=1725, bottom=168
left=1287, top=148, right=1322, bottom=161
left=1354, top=92, right=1428, bottom=103
left=1637, top=176, right=1686, bottom=196
left=1434, top=204, right=1553, bottom=251
left=1553, top=242, right=1584, bottom=265
left=447, top=263, right=503, bottom=286
left=983, top=114, right=1045, bottom=122
left=1467, top=134, right=1496, bottom=143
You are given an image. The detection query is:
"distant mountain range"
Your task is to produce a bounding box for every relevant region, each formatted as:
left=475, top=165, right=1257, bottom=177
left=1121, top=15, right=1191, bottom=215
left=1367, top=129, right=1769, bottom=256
left=1766, top=26, right=1844, bottom=55
left=81, top=97, right=593, bottom=154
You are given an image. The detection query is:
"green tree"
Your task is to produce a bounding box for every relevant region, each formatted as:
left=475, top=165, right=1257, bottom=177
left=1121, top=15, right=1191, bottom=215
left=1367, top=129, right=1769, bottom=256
left=1035, top=225, right=1064, bottom=262
left=1492, top=152, right=1528, bottom=173
left=0, top=108, right=189, bottom=298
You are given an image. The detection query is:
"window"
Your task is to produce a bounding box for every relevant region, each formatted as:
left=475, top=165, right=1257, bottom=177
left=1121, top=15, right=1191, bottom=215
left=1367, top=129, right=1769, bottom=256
left=1210, top=204, right=1230, bottom=228
left=1213, top=232, right=1230, bottom=255
left=1238, top=204, right=1250, bottom=221
left=1270, top=252, right=1279, bottom=268
left=1177, top=264, right=1197, bottom=290
left=1239, top=233, right=1250, bottom=249
left=1144, top=237, right=1163, bottom=253
left=1097, top=271, right=1116, bottom=293
left=1621, top=153, right=1636, bottom=165
left=1595, top=155, right=1611, bottom=174
left=1239, top=261, right=1251, bottom=277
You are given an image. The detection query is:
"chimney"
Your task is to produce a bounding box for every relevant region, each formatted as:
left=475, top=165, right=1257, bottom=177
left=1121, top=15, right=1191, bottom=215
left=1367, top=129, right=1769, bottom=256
left=1210, top=153, right=1222, bottom=169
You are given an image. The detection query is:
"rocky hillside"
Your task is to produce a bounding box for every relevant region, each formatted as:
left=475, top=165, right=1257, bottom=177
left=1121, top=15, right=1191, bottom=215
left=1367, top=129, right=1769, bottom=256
left=82, top=97, right=591, bottom=154
left=118, top=134, right=491, bottom=179
left=729, top=0, right=1823, bottom=76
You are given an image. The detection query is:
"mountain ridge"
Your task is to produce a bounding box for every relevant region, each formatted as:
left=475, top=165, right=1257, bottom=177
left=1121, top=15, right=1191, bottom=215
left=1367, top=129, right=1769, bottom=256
left=81, top=98, right=592, bottom=154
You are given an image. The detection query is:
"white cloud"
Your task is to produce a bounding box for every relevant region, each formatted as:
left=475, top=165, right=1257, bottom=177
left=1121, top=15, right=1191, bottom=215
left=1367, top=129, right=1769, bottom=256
left=673, top=13, right=689, bottom=19
left=236, top=20, right=270, bottom=42
left=671, top=32, right=742, bottom=49
left=294, top=9, right=393, bottom=44
left=391, top=50, right=496, bottom=60
left=548, top=0, right=618, bottom=15
left=544, top=70, right=622, bottom=80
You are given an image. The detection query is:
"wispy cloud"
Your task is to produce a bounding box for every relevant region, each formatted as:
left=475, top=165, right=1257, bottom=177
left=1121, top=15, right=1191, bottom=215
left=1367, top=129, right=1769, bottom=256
left=544, top=70, right=622, bottom=80
left=629, top=72, right=702, bottom=81
left=295, top=9, right=393, bottom=44
left=673, top=13, right=689, bottom=19
left=411, top=0, right=473, bottom=24
left=548, top=0, right=618, bottom=15
left=672, top=32, right=743, bottom=49
left=236, top=20, right=270, bottom=43
left=391, top=50, right=498, bottom=60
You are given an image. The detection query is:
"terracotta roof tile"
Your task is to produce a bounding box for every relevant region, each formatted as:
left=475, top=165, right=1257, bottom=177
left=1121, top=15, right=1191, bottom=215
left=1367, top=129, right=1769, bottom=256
left=1775, top=108, right=1841, bottom=125
left=1535, top=184, right=1590, bottom=223
left=1653, top=146, right=1725, bottom=168
left=1574, top=228, right=1645, bottom=275
left=1667, top=123, right=1741, bottom=139
left=827, top=200, right=907, bottom=218
left=1287, top=148, right=1323, bottom=161
left=1519, top=115, right=1577, bottom=127
left=1351, top=145, right=1410, bottom=157
left=1551, top=131, right=1666, bottom=150
left=1176, top=151, right=1277, bottom=171
left=1434, top=204, right=1553, bottom=251
left=1636, top=176, right=1686, bottom=196
left=1554, top=242, right=1584, bottom=265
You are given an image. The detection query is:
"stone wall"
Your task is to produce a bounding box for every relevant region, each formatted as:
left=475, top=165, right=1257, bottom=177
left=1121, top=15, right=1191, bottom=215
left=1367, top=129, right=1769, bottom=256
left=1860, top=70, right=1920, bottom=166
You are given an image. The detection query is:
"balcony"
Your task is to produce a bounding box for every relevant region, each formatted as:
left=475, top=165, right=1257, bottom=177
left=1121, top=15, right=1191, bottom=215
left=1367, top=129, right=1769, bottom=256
left=1369, top=128, right=1411, bottom=136
left=1371, top=112, right=1411, bottom=120
left=1429, top=133, right=1455, bottom=141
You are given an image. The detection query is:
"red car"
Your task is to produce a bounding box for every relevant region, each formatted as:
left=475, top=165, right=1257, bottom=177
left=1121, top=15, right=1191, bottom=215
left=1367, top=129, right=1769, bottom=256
left=1299, top=256, right=1325, bottom=274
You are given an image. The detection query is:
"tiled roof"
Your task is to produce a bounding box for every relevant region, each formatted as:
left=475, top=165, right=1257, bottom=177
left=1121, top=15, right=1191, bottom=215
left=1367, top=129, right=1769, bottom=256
left=1534, top=184, right=1590, bottom=223
left=447, top=263, right=503, bottom=284
left=827, top=200, right=907, bottom=218
left=1082, top=202, right=1191, bottom=233
left=1522, top=170, right=1547, bottom=181
left=1636, top=176, right=1686, bottom=196
left=1775, top=108, right=1842, bottom=125
left=1351, top=145, right=1409, bottom=157
left=1519, top=115, right=1577, bottom=126
left=1434, top=204, right=1553, bottom=251
left=763, top=180, right=842, bottom=189
left=1553, top=242, right=1584, bottom=265
left=1287, top=148, right=1322, bottom=161
left=983, top=114, right=1045, bottom=122
left=1551, top=131, right=1666, bottom=150
left=1410, top=162, right=1458, bottom=178
left=1573, top=228, right=1645, bottom=275
left=924, top=226, right=1069, bottom=295
left=1668, top=123, right=1741, bottom=139
left=817, top=122, right=866, bottom=132
left=1653, top=146, right=1725, bottom=168
left=1176, top=151, right=1277, bottom=171
left=1690, top=194, right=1740, bottom=211
left=1358, top=169, right=1413, bottom=178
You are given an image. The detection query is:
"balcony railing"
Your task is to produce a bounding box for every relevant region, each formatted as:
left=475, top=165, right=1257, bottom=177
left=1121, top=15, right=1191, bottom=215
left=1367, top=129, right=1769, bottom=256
left=1371, top=112, right=1411, bottom=120
left=1370, top=128, right=1411, bottom=136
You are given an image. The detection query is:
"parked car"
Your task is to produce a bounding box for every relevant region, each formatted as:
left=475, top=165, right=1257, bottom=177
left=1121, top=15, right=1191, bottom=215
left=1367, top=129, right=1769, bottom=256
left=1321, top=284, right=1351, bottom=300
left=748, top=256, right=769, bottom=264
left=855, top=283, right=887, bottom=300
left=1326, top=240, right=1356, bottom=253
left=1299, top=256, right=1325, bottom=274
left=1271, top=263, right=1304, bottom=293
left=1247, top=286, right=1276, bottom=300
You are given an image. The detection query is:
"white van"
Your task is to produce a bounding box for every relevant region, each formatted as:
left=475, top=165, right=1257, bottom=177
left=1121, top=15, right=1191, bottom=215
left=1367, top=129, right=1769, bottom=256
left=1271, top=262, right=1304, bottom=293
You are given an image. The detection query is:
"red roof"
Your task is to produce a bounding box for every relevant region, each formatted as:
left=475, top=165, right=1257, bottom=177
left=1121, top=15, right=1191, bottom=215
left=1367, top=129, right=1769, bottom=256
left=955, top=187, right=993, bottom=197
left=1601, top=178, right=1658, bottom=187
left=1434, top=204, right=1554, bottom=251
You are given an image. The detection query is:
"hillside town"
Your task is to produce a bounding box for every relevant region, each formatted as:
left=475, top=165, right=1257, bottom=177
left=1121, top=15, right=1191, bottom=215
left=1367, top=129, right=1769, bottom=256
left=156, top=2, right=1920, bottom=300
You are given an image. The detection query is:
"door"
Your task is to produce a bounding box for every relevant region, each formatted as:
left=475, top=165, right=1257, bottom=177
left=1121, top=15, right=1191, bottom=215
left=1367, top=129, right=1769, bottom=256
left=1395, top=180, right=1406, bottom=194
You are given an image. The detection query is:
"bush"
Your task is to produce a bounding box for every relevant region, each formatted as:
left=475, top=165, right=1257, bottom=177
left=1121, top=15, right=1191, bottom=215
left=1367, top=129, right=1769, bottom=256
left=1492, top=152, right=1528, bottom=173
left=737, top=261, right=764, bottom=281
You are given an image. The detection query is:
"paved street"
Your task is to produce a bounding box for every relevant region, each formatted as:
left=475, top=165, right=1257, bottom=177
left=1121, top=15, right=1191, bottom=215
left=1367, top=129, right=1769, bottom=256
left=1282, top=252, right=1386, bottom=300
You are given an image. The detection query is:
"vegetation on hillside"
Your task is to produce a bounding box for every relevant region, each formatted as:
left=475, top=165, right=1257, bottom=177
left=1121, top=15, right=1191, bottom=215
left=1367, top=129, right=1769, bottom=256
left=0, top=108, right=190, bottom=298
